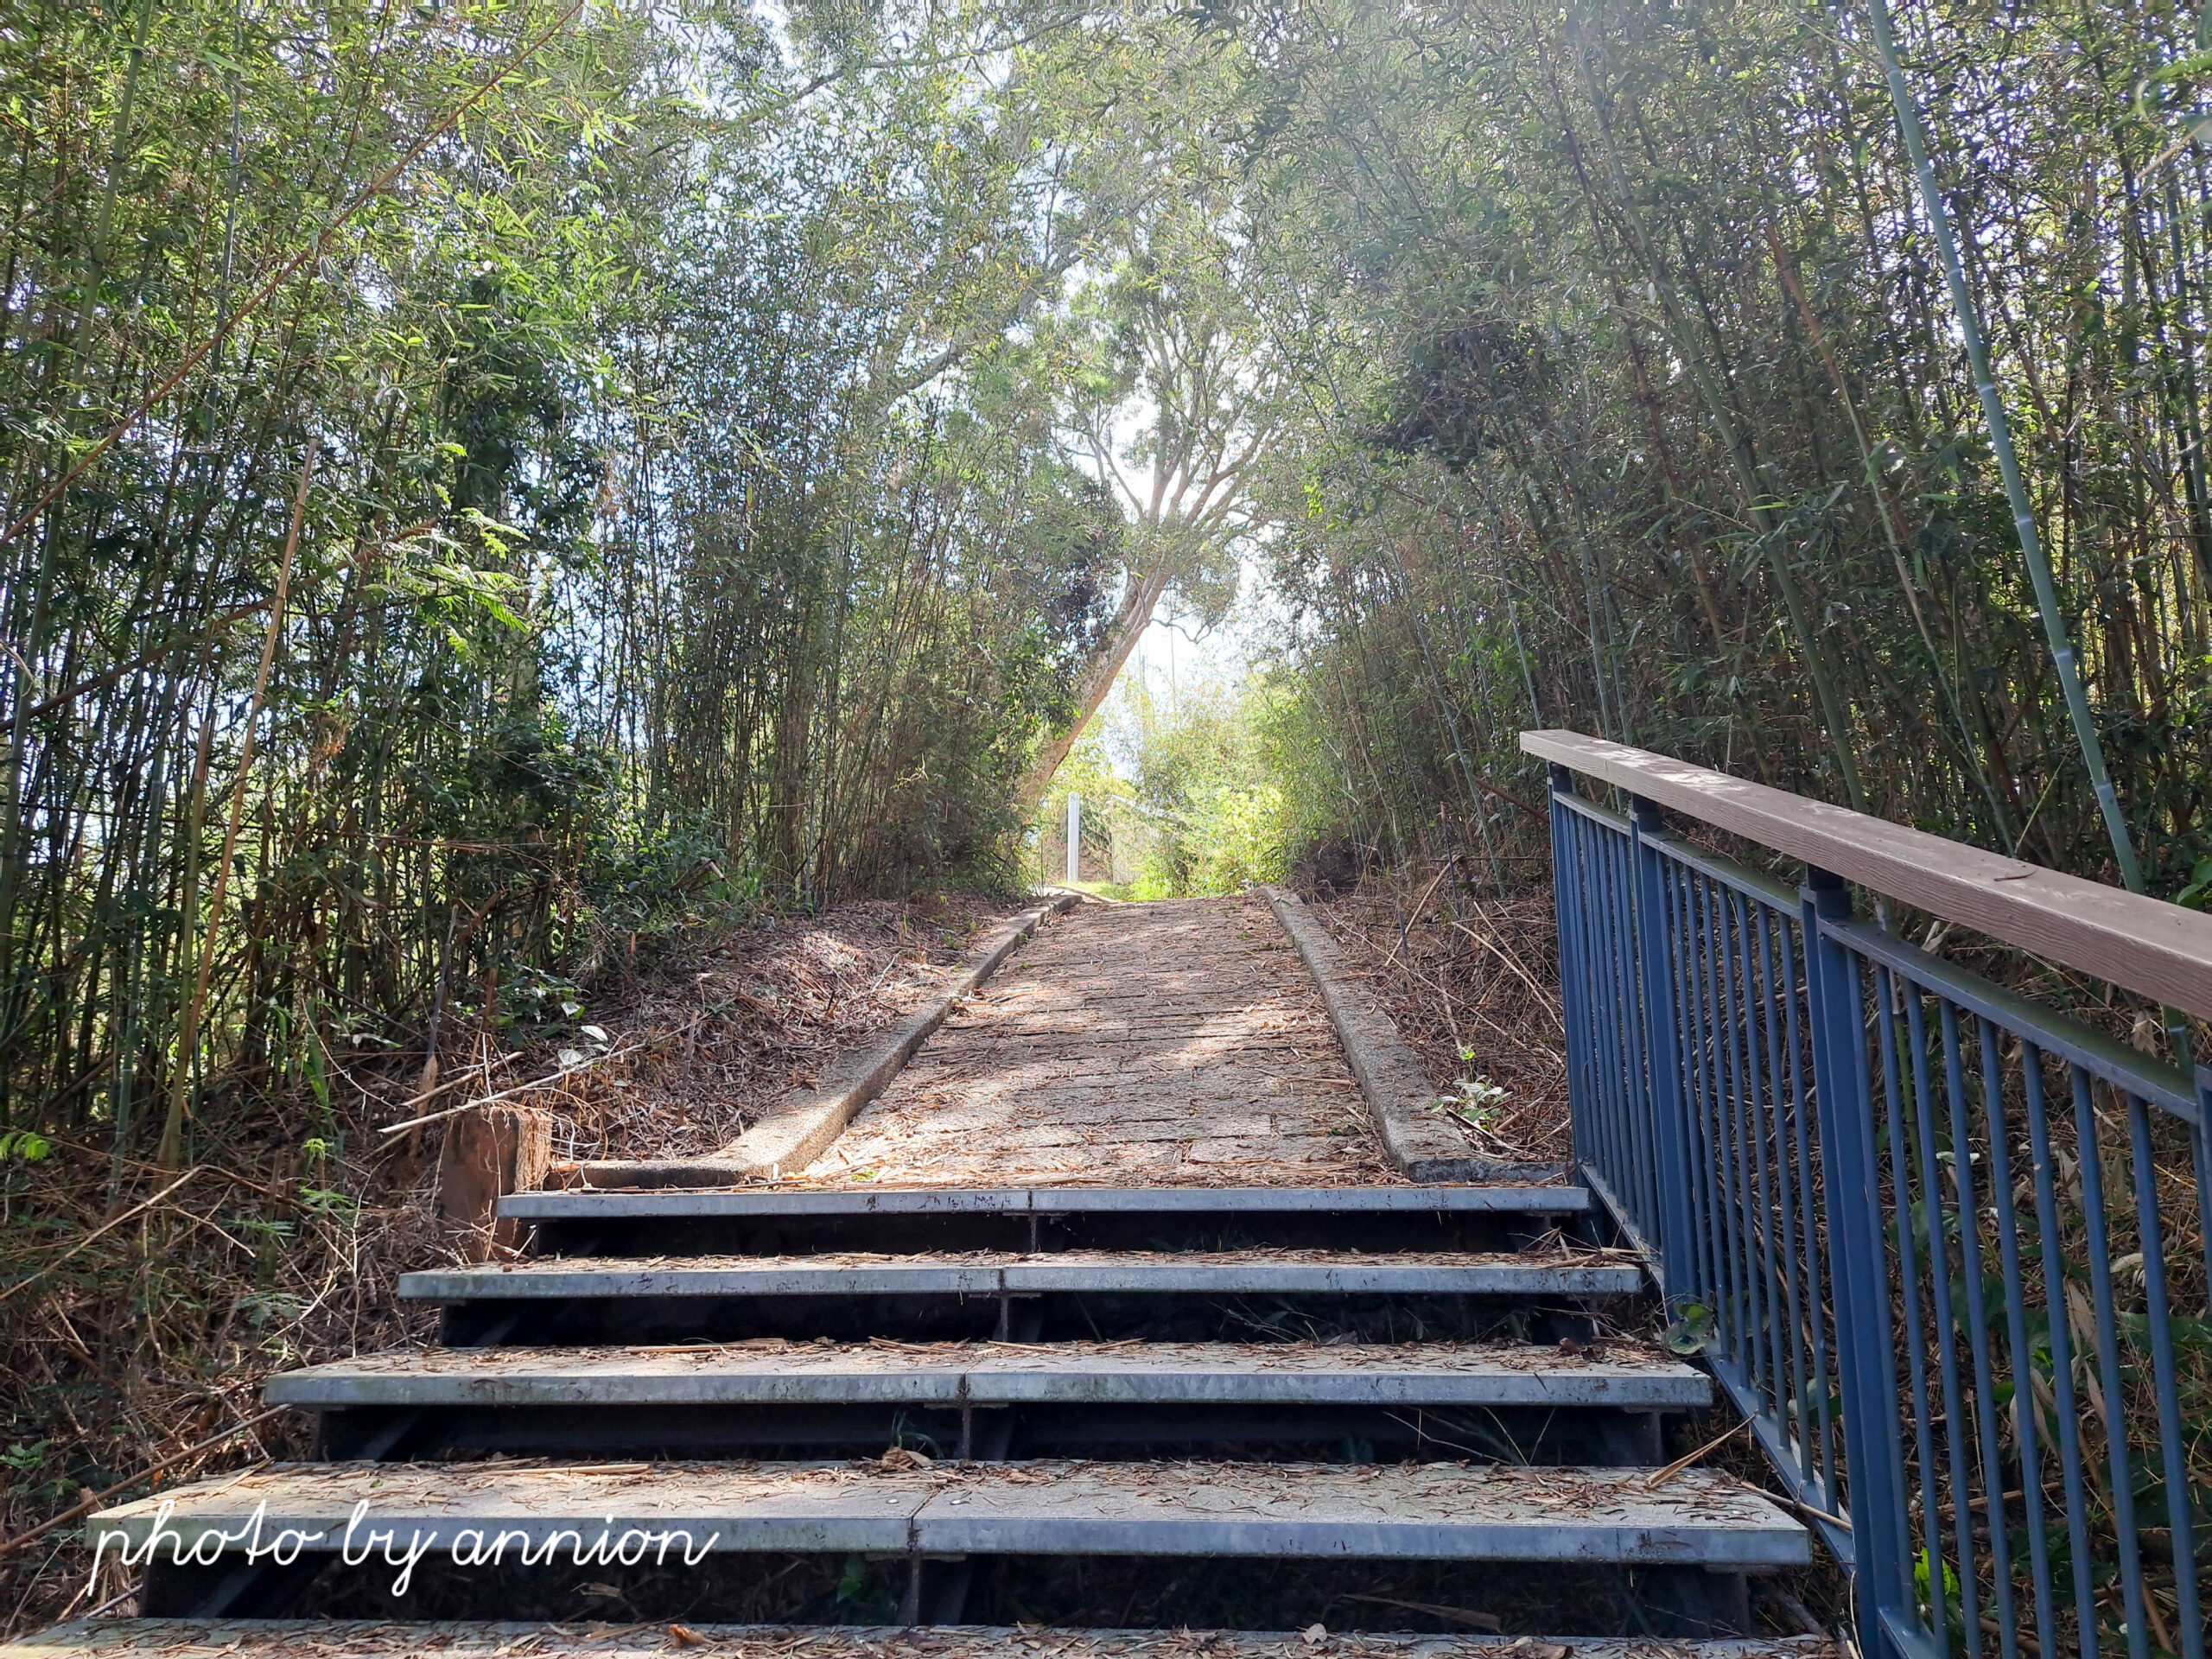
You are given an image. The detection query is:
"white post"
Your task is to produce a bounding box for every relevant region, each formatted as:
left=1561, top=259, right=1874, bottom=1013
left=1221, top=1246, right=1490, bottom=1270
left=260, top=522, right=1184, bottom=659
left=1066, top=791, right=1081, bottom=884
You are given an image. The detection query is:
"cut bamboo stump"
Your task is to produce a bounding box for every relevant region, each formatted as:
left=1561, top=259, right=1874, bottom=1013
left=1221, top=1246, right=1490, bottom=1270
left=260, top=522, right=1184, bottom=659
left=436, top=1106, right=552, bottom=1262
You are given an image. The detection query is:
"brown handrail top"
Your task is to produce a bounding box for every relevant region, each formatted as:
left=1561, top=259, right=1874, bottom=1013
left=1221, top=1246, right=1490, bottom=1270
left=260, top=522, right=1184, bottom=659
left=1522, top=729, right=2212, bottom=1024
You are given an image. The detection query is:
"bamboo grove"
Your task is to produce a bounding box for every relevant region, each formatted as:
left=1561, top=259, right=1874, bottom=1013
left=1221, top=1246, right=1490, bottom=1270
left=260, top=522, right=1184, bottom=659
left=0, top=0, right=1151, bottom=1162
left=1237, top=0, right=2212, bottom=946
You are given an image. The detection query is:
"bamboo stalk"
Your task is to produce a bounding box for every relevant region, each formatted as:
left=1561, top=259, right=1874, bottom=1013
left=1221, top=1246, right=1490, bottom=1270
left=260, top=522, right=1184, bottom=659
left=1860, top=0, right=2147, bottom=896
left=158, top=442, right=315, bottom=1169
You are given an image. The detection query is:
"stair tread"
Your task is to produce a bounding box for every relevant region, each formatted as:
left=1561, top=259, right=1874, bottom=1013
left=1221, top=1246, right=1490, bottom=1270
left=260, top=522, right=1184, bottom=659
left=399, top=1250, right=1643, bottom=1300
left=89, top=1459, right=1808, bottom=1566
left=268, top=1338, right=1711, bottom=1408
left=3, top=1622, right=1838, bottom=1658
left=505, top=1184, right=1591, bottom=1219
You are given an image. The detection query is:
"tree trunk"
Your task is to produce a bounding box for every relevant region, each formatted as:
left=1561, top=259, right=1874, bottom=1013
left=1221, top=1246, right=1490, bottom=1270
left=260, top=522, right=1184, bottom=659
left=1013, top=563, right=1175, bottom=816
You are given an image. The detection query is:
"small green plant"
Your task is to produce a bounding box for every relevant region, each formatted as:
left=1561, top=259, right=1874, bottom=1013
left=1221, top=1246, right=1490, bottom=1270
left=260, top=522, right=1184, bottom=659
left=834, top=1554, right=868, bottom=1604
left=234, top=1290, right=309, bottom=1328
left=830, top=1552, right=898, bottom=1623
left=505, top=966, right=588, bottom=1030
left=1915, top=1548, right=1964, bottom=1642
left=1662, top=1302, right=1718, bottom=1355
left=2179, top=856, right=2212, bottom=909
left=297, top=1185, right=359, bottom=1222
left=0, top=1440, right=69, bottom=1505
left=1432, top=1060, right=1509, bottom=1133
left=0, top=1132, right=51, bottom=1164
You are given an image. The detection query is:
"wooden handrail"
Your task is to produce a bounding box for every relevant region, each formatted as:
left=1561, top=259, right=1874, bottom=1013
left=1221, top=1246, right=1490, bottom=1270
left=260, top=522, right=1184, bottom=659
left=1522, top=729, right=2212, bottom=1023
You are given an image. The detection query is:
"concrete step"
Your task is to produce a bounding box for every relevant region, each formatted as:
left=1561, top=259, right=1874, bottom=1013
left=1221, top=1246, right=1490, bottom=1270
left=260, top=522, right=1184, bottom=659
left=90, top=1459, right=1808, bottom=1571
left=403, top=1250, right=1643, bottom=1345
left=506, top=1184, right=1594, bottom=1258
left=403, top=1250, right=1642, bottom=1300
left=2, top=1620, right=1840, bottom=1659
left=268, top=1339, right=1707, bottom=1463
left=271, top=1338, right=1707, bottom=1410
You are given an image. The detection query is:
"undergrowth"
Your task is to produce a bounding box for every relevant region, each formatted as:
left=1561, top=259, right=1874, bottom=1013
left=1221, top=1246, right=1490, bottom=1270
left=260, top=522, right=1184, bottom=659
left=0, top=893, right=1021, bottom=1633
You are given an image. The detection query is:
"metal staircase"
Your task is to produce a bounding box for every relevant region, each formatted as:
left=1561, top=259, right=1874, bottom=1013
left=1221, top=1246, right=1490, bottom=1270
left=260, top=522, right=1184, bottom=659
left=55, top=1181, right=1831, bottom=1655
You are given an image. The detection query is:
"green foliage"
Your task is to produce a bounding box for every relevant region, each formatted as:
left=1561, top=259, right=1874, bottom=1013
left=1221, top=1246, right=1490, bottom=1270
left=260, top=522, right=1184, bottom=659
left=1221, top=0, right=2212, bottom=915
left=1074, top=675, right=1296, bottom=899
left=0, top=0, right=1147, bottom=1157
left=2178, top=858, right=2212, bottom=911
left=1916, top=1548, right=1964, bottom=1636
left=1661, top=1303, right=1718, bottom=1357
left=1431, top=1064, right=1509, bottom=1137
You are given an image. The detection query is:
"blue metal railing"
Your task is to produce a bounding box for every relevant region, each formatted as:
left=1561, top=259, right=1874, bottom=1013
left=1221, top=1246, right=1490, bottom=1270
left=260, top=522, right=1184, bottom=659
left=1542, top=753, right=2209, bottom=1659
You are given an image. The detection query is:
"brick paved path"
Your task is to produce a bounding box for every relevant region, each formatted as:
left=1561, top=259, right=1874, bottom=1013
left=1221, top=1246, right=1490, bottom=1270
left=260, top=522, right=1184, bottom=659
left=807, top=896, right=1400, bottom=1186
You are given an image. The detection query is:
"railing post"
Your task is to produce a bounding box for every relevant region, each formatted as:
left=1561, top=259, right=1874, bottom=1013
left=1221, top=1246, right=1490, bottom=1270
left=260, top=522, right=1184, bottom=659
left=2199, top=1066, right=2212, bottom=1314
left=1801, top=867, right=1914, bottom=1659
left=1548, top=765, right=1593, bottom=1166
left=1630, top=796, right=1697, bottom=1308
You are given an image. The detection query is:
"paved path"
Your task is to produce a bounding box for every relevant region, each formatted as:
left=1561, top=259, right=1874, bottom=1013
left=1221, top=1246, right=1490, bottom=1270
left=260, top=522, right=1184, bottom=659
left=805, top=896, right=1400, bottom=1186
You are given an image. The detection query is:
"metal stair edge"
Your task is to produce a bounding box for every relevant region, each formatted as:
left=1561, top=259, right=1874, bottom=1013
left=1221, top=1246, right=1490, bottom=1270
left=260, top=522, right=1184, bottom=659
left=1, top=1619, right=1840, bottom=1658
left=264, top=1340, right=1713, bottom=1410
left=86, top=1460, right=1811, bottom=1570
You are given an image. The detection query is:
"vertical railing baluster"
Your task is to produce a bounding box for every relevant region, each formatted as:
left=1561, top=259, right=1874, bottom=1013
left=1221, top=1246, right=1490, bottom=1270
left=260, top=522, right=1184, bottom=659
left=1592, top=818, right=1622, bottom=1190
left=1682, top=868, right=1726, bottom=1331
left=1729, top=891, right=1768, bottom=1402
left=1548, top=769, right=1592, bottom=1172
left=1605, top=824, right=1655, bottom=1244
left=1953, top=1008, right=2019, bottom=1656
left=1979, top=1020, right=2055, bottom=1657
left=2197, top=1070, right=2212, bottom=1312
left=1802, top=868, right=1915, bottom=1656
left=1779, top=916, right=1840, bottom=1515
left=1937, top=1000, right=1989, bottom=1659
left=2019, top=1047, right=2101, bottom=1659
left=1604, top=821, right=1639, bottom=1228
left=2126, top=1096, right=2203, bottom=1659
left=1763, top=908, right=1815, bottom=1495
left=2070, top=1067, right=2150, bottom=1659
left=1583, top=816, right=1618, bottom=1197
left=1705, top=874, right=1748, bottom=1380
left=1878, top=967, right=1948, bottom=1659
left=1630, top=798, right=1696, bottom=1304
left=1751, top=908, right=1794, bottom=1446
left=1912, top=990, right=1977, bottom=1656
left=2189, top=1077, right=2210, bottom=1659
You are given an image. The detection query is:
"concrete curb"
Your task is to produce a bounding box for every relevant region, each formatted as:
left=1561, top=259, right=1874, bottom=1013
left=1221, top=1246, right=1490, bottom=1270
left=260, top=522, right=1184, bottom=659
left=564, top=893, right=1080, bottom=1190
left=1261, top=884, right=1567, bottom=1185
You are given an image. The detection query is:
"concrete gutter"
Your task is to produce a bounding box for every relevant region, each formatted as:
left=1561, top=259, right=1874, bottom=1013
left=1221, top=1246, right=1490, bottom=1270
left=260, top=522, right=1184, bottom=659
left=564, top=893, right=1080, bottom=1190
left=1262, top=884, right=1567, bottom=1185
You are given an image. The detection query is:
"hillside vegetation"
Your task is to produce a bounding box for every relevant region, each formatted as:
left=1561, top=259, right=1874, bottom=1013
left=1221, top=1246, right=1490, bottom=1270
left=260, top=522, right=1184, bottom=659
left=2, top=0, right=2209, bottom=1619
